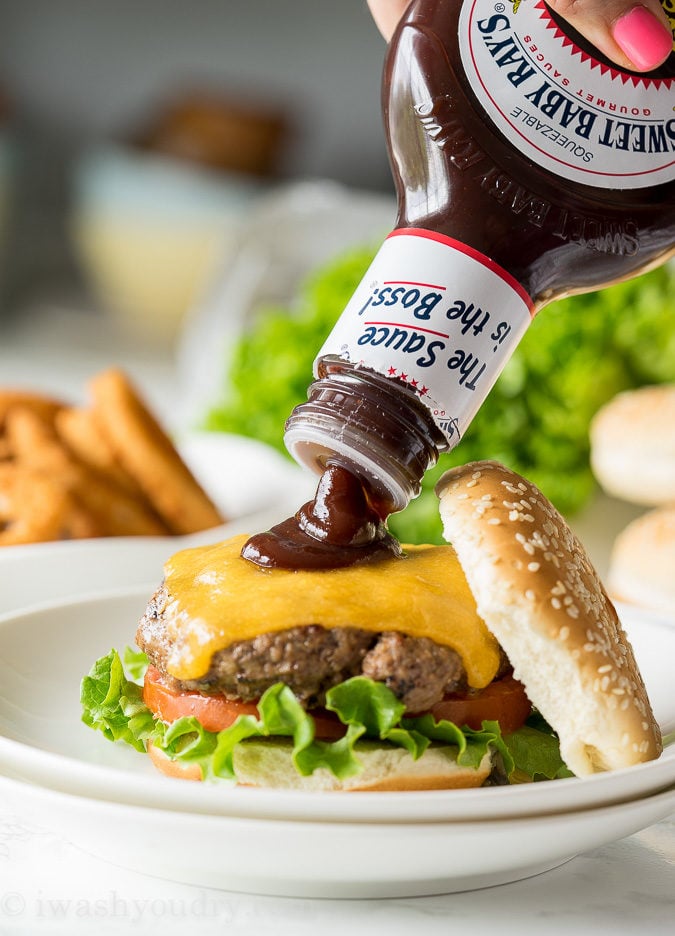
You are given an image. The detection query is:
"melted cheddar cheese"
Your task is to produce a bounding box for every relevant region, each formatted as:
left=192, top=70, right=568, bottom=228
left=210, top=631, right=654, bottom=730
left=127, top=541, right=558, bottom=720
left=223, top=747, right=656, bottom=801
left=162, top=534, right=501, bottom=688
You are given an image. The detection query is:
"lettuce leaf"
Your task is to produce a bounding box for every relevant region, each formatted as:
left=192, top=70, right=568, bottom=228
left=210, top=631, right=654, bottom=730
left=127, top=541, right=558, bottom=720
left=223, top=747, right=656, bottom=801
left=122, top=645, right=150, bottom=681
left=80, top=649, right=156, bottom=752
left=504, top=725, right=573, bottom=781
left=81, top=649, right=571, bottom=785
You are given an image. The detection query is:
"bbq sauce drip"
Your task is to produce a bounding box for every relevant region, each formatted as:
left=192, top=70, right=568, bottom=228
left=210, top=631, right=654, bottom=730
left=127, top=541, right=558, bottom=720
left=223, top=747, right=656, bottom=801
left=241, top=464, right=401, bottom=570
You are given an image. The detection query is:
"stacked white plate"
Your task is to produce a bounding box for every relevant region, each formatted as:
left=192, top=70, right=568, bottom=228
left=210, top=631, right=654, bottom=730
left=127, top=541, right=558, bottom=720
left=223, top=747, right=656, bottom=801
left=0, top=437, right=672, bottom=898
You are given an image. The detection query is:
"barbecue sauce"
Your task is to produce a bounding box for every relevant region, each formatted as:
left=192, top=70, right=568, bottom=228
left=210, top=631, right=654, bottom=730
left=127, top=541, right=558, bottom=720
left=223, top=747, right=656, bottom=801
left=242, top=463, right=401, bottom=569
left=246, top=0, right=675, bottom=571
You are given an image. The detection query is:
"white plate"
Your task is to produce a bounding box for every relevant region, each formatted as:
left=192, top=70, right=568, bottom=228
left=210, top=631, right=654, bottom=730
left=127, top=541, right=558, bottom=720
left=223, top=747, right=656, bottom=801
left=1, top=770, right=673, bottom=898
left=0, top=432, right=315, bottom=616
left=0, top=591, right=673, bottom=825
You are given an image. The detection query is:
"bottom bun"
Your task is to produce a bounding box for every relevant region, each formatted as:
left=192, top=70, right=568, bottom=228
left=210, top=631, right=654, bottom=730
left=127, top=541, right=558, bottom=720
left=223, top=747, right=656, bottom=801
left=148, top=739, right=495, bottom=791
left=147, top=742, right=203, bottom=781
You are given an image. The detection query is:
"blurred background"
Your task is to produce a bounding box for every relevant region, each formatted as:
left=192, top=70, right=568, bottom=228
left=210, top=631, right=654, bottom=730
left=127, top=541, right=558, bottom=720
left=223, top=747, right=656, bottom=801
left=0, top=0, right=389, bottom=342
left=0, top=0, right=673, bottom=579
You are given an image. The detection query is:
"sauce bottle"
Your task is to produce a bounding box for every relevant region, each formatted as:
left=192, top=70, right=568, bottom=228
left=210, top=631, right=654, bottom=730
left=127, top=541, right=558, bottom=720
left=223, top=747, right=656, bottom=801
left=285, top=0, right=675, bottom=515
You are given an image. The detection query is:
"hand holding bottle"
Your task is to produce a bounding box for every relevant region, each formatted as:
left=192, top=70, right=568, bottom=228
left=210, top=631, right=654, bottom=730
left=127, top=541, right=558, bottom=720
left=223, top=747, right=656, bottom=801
left=368, top=0, right=673, bottom=72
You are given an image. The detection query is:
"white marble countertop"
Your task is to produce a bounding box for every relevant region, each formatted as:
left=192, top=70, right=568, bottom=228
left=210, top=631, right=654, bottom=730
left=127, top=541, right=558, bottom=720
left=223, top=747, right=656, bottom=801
left=0, top=300, right=673, bottom=933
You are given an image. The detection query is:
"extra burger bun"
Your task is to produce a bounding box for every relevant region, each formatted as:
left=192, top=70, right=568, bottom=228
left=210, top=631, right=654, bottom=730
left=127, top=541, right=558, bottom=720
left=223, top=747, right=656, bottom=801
left=606, top=507, right=675, bottom=620
left=435, top=461, right=662, bottom=777
left=148, top=739, right=494, bottom=791
left=589, top=385, right=675, bottom=506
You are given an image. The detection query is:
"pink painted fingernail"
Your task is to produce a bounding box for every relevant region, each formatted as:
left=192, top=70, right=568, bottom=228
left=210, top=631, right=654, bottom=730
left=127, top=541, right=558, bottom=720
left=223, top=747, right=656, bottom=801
left=612, top=6, right=673, bottom=71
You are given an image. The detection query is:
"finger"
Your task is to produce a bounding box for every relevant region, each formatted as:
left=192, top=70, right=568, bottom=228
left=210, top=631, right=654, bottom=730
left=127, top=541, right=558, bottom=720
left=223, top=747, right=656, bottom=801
left=367, top=0, right=410, bottom=41
left=547, top=1, right=673, bottom=72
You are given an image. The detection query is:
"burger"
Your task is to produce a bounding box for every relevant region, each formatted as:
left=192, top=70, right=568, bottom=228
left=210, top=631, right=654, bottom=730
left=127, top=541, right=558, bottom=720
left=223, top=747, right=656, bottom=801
left=81, top=460, right=662, bottom=790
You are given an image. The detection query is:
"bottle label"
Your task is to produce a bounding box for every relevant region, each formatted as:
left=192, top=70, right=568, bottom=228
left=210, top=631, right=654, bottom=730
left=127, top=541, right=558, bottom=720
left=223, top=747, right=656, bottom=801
left=459, top=0, right=675, bottom=189
left=315, top=229, right=533, bottom=448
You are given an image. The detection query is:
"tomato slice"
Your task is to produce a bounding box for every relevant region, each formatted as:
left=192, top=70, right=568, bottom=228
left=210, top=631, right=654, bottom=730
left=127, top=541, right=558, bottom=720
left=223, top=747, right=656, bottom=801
left=143, top=666, right=259, bottom=733
left=142, top=666, right=347, bottom=739
left=143, top=667, right=531, bottom=740
left=425, top=674, right=531, bottom=734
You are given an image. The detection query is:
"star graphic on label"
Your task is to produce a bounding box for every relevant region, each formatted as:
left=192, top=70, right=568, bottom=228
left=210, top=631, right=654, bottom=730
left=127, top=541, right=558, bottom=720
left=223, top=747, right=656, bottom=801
left=388, top=366, right=397, bottom=376
left=400, top=372, right=408, bottom=381
left=420, top=385, right=429, bottom=396
left=410, top=378, right=418, bottom=388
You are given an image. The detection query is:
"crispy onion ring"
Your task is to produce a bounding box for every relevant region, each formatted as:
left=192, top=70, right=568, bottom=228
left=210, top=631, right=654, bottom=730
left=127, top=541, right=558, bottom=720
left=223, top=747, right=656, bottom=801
left=89, top=369, right=223, bottom=535
left=0, top=464, right=98, bottom=545
left=0, top=391, right=63, bottom=432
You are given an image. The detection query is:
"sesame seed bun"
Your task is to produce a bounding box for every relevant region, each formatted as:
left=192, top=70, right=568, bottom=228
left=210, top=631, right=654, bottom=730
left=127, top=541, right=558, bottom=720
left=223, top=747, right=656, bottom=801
left=606, top=507, right=675, bottom=620
left=435, top=460, right=662, bottom=777
left=589, top=385, right=675, bottom=506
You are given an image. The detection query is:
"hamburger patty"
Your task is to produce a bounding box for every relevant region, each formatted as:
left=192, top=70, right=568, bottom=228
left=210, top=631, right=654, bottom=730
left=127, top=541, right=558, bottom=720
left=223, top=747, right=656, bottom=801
left=137, top=583, right=469, bottom=711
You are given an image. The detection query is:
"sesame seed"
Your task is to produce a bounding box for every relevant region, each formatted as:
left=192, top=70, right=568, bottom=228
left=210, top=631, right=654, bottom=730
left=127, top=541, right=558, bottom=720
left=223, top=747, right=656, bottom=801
left=525, top=589, right=536, bottom=601
left=523, top=514, right=535, bottom=522
left=517, top=482, right=527, bottom=492
left=523, top=543, right=536, bottom=555
left=612, top=687, right=625, bottom=695
left=559, top=626, right=570, bottom=641
left=487, top=517, right=501, bottom=525
left=467, top=479, right=478, bottom=488
left=598, top=664, right=612, bottom=673
left=472, top=471, right=482, bottom=480
left=528, top=561, right=540, bottom=572
left=457, top=493, right=469, bottom=500
left=509, top=510, right=520, bottom=521
left=481, top=493, right=492, bottom=501
left=502, top=482, right=519, bottom=494
left=551, top=597, right=562, bottom=610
